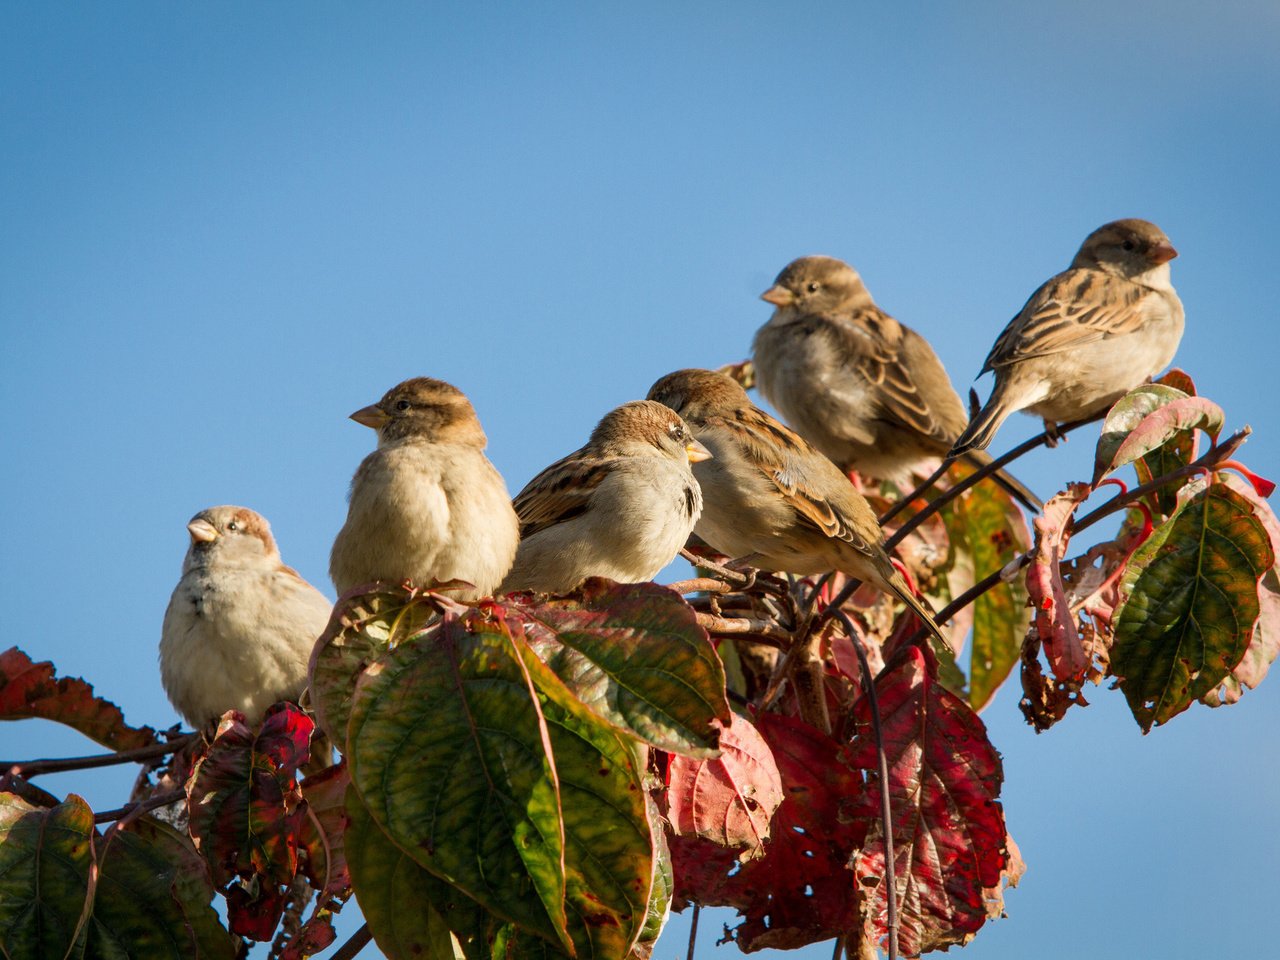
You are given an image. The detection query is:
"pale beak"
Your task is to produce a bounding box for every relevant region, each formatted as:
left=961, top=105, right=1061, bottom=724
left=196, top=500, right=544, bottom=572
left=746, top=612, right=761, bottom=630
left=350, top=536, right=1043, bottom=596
left=1148, top=242, right=1178, bottom=264
left=350, top=404, right=390, bottom=429
left=760, top=285, right=794, bottom=307
left=187, top=518, right=218, bottom=544
left=686, top=439, right=713, bottom=463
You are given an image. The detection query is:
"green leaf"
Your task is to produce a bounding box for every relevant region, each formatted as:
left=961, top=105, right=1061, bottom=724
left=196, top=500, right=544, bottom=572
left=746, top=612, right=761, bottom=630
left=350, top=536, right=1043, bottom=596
left=309, top=585, right=439, bottom=747
left=507, top=580, right=730, bottom=758
left=347, top=615, right=571, bottom=952
left=0, top=793, right=95, bottom=960
left=1111, top=481, right=1275, bottom=731
left=345, top=788, right=468, bottom=960
left=942, top=464, right=1032, bottom=710
left=85, top=817, right=236, bottom=959
left=1092, top=384, right=1223, bottom=485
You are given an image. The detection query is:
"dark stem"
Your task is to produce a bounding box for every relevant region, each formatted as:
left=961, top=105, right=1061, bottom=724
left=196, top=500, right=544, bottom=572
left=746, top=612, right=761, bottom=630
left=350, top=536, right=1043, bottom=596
left=329, top=923, right=372, bottom=960
left=884, top=413, right=1104, bottom=551
left=93, top=789, right=186, bottom=824
left=815, top=576, right=864, bottom=632
left=831, top=934, right=845, bottom=960
left=834, top=610, right=897, bottom=960
left=686, top=903, right=701, bottom=960
left=878, top=460, right=949, bottom=526
left=4, top=732, right=198, bottom=779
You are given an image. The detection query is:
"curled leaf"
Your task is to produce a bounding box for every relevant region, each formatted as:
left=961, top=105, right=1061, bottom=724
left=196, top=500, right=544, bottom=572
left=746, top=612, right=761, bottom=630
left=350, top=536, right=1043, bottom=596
left=1025, top=484, right=1092, bottom=684
left=1093, top=384, right=1223, bottom=485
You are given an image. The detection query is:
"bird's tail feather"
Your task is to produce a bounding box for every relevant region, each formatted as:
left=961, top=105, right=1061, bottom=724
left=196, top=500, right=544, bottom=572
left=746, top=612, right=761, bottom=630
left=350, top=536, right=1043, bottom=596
left=949, top=391, right=1013, bottom=457
left=960, top=448, right=1042, bottom=512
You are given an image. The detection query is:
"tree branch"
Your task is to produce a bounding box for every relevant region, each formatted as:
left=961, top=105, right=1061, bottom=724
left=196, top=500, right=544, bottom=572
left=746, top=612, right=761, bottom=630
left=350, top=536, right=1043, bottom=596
left=93, top=788, right=186, bottom=824
left=4, top=732, right=198, bottom=779
left=329, top=923, right=372, bottom=960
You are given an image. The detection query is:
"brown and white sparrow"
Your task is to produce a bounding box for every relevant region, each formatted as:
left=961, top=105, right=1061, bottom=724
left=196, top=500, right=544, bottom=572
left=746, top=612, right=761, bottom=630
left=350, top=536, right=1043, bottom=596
left=950, top=218, right=1184, bottom=455
left=500, top=400, right=711, bottom=595
left=646, top=369, right=946, bottom=644
left=754, top=255, right=1041, bottom=511
left=160, top=506, right=333, bottom=728
left=329, top=377, right=520, bottom=600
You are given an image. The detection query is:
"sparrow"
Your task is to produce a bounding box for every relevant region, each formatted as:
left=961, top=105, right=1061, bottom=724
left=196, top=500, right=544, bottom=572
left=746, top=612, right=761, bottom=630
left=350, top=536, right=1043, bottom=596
left=950, top=218, right=1184, bottom=455
left=754, top=255, right=1041, bottom=511
left=160, top=506, right=333, bottom=728
left=646, top=369, right=947, bottom=644
left=329, top=377, right=520, bottom=600
left=500, top=400, right=711, bottom=595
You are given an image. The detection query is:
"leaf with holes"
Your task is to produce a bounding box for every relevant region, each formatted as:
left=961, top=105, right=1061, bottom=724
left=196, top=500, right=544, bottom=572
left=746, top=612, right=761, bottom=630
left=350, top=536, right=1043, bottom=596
left=1111, top=480, right=1275, bottom=731
left=308, top=584, right=441, bottom=747
left=847, top=643, right=1008, bottom=956
left=0, top=647, right=157, bottom=751
left=0, top=793, right=96, bottom=960
left=670, top=714, right=865, bottom=951
left=85, top=815, right=236, bottom=959
left=1025, top=484, right=1092, bottom=684
left=506, top=579, right=730, bottom=758
left=1093, top=384, right=1223, bottom=485
left=941, top=463, right=1033, bottom=710
left=666, top=711, right=782, bottom=857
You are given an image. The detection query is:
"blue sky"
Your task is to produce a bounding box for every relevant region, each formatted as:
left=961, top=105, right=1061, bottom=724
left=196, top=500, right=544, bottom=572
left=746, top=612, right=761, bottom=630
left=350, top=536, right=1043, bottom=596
left=2, top=4, right=1278, bottom=958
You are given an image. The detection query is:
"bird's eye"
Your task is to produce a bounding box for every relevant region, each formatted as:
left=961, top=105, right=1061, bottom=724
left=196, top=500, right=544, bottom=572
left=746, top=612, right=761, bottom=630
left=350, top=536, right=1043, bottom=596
left=806, top=282, right=820, bottom=293
left=227, top=521, right=238, bottom=531
left=395, top=399, right=411, bottom=411
left=1121, top=240, right=1136, bottom=252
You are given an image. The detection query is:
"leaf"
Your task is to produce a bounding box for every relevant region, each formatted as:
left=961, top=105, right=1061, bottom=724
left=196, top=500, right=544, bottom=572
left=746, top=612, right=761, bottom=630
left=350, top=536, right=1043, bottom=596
left=186, top=704, right=314, bottom=891
left=85, top=816, right=236, bottom=959
left=0, top=648, right=157, bottom=751
left=297, top=761, right=352, bottom=901
left=941, top=464, right=1032, bottom=710
left=848, top=643, right=1008, bottom=956
left=1093, top=384, right=1223, bottom=485
left=345, top=787, right=469, bottom=960
left=666, top=711, right=782, bottom=857
left=346, top=614, right=572, bottom=952
left=1025, top=484, right=1093, bottom=684
left=506, top=580, right=730, bottom=758
left=0, top=793, right=96, bottom=960
left=1111, top=481, right=1275, bottom=731
left=308, top=585, right=440, bottom=748
left=670, top=714, right=865, bottom=951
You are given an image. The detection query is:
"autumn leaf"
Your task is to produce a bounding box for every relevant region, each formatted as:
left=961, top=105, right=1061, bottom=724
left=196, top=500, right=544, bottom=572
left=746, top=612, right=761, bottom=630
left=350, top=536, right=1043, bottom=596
left=1025, top=484, right=1093, bottom=684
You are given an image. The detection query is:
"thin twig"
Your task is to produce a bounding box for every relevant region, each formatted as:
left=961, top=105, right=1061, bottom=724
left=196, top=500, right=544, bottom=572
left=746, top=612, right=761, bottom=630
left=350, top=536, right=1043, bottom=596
left=330, top=923, right=373, bottom=960
left=833, top=609, right=897, bottom=960
left=4, top=733, right=198, bottom=779
left=686, top=902, right=701, bottom=960
left=668, top=577, right=739, bottom=596
left=695, top=612, right=793, bottom=646
left=680, top=549, right=756, bottom=589
left=92, top=788, right=186, bottom=825
left=879, top=460, right=949, bottom=526
left=885, top=414, right=1104, bottom=552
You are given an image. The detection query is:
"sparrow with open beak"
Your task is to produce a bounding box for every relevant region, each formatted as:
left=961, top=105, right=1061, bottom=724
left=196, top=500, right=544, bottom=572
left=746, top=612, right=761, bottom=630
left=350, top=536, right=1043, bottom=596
left=753, top=254, right=1041, bottom=511
left=329, top=377, right=520, bottom=599
left=160, top=506, right=333, bottom=728
left=951, top=218, right=1184, bottom=454
left=500, top=400, right=710, bottom=595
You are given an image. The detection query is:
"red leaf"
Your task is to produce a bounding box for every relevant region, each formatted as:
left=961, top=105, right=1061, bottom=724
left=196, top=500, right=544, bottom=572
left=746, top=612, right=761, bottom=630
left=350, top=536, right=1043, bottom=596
left=671, top=714, right=866, bottom=951
left=187, top=703, right=314, bottom=893
left=225, top=879, right=288, bottom=940
left=297, top=761, right=352, bottom=899
left=1025, top=485, right=1092, bottom=683
left=0, top=647, right=157, bottom=751
left=848, top=644, right=1008, bottom=956
left=666, top=711, right=782, bottom=856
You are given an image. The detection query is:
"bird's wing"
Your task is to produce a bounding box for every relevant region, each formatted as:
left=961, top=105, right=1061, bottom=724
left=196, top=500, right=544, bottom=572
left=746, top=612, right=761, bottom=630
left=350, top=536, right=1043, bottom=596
left=511, top=449, right=611, bottom=539
left=982, top=268, right=1154, bottom=372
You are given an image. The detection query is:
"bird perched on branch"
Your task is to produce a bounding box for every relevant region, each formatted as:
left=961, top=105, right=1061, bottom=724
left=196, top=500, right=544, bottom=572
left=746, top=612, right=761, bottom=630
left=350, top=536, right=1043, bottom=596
left=753, top=254, right=1041, bottom=511
left=646, top=368, right=947, bottom=644
left=160, top=506, right=332, bottom=728
left=950, top=218, right=1183, bottom=455
left=330, top=377, right=519, bottom=599
left=500, top=400, right=710, bottom=595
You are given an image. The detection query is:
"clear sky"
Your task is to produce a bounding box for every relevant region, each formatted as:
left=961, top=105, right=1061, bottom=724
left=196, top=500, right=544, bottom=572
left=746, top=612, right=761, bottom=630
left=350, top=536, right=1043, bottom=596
left=2, top=4, right=1278, bottom=958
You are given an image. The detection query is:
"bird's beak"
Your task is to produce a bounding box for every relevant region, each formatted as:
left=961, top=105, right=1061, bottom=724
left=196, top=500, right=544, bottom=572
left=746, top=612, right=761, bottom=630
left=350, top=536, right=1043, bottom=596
left=187, top=518, right=219, bottom=544
left=686, top=439, right=713, bottom=463
left=760, top=285, right=794, bottom=307
left=1149, top=242, right=1178, bottom=264
left=350, top=404, right=390, bottom=429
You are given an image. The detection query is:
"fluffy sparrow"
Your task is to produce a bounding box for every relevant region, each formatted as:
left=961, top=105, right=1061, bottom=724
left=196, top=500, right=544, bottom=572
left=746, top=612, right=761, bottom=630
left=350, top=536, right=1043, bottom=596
left=160, top=506, right=333, bottom=728
left=500, top=400, right=711, bottom=595
left=646, top=369, right=946, bottom=644
left=329, top=377, right=520, bottom=600
left=754, top=255, right=1041, bottom=511
left=950, top=218, right=1184, bottom=454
